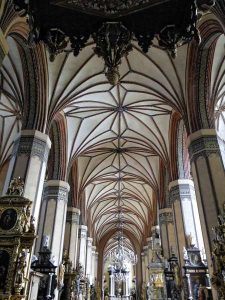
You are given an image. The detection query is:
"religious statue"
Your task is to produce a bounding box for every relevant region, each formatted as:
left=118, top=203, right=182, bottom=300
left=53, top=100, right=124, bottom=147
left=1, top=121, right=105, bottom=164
left=14, top=250, right=27, bottom=294
left=7, top=177, right=24, bottom=196
left=58, top=263, right=65, bottom=289
left=183, top=247, right=188, bottom=260
left=186, top=233, right=194, bottom=248
left=29, top=215, right=35, bottom=233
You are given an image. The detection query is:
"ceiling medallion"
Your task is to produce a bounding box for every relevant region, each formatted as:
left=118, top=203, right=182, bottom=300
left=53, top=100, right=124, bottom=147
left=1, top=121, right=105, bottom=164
left=13, top=0, right=214, bottom=85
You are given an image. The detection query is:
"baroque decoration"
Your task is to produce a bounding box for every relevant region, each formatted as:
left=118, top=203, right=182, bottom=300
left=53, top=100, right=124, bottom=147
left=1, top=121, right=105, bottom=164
left=0, top=178, right=36, bottom=300
left=12, top=0, right=212, bottom=85
left=211, top=203, right=225, bottom=299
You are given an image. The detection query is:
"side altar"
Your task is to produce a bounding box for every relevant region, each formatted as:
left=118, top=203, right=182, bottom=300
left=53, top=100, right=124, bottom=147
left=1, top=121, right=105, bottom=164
left=0, top=178, right=36, bottom=300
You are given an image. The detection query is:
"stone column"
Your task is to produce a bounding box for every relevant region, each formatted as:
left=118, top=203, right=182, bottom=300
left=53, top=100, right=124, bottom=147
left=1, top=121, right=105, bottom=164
left=159, top=208, right=177, bottom=258
left=169, top=179, right=205, bottom=266
left=109, top=267, right=115, bottom=298
left=64, top=207, right=80, bottom=267
left=146, top=237, right=152, bottom=262
left=146, top=237, right=152, bottom=281
left=36, top=180, right=70, bottom=266
left=123, top=272, right=129, bottom=297
left=3, top=130, right=51, bottom=223
left=77, top=225, right=88, bottom=270
left=86, top=237, right=93, bottom=282
left=0, top=27, right=8, bottom=66
left=94, top=251, right=99, bottom=280
left=143, top=246, right=149, bottom=283
left=141, top=252, right=146, bottom=283
left=187, top=129, right=225, bottom=274
left=91, top=246, right=96, bottom=285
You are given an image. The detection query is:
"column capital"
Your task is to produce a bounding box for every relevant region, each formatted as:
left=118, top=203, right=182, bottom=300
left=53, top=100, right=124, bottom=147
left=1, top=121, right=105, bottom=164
left=12, top=130, right=51, bottom=162
left=45, top=180, right=70, bottom=190
left=159, top=208, right=174, bottom=224
left=67, top=207, right=80, bottom=214
left=79, top=225, right=88, bottom=238
left=66, top=207, right=80, bottom=223
left=187, top=129, right=220, bottom=162
left=169, top=179, right=193, bottom=205
left=44, top=180, right=70, bottom=202
left=87, top=237, right=93, bottom=246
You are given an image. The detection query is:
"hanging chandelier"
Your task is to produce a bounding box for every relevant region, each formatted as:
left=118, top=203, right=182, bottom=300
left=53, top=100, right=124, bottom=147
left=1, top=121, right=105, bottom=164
left=107, top=215, right=137, bottom=282
left=13, top=0, right=214, bottom=85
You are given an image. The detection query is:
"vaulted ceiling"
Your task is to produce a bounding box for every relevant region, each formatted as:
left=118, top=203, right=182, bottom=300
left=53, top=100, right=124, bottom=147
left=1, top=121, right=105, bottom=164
left=1, top=5, right=225, bottom=255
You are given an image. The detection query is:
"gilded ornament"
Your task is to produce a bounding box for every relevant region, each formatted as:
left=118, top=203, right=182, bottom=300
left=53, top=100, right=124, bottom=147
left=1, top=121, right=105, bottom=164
left=211, top=203, right=225, bottom=299
left=7, top=177, right=24, bottom=196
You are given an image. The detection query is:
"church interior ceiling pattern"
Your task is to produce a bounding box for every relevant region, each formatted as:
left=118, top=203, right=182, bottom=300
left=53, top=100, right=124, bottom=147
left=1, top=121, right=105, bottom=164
left=1, top=2, right=225, bottom=254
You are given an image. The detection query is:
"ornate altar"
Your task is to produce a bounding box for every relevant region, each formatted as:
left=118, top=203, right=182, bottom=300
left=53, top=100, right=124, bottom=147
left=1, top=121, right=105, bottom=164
left=147, top=231, right=166, bottom=300
left=183, top=245, right=211, bottom=300
left=211, top=203, right=225, bottom=299
left=0, top=178, right=36, bottom=300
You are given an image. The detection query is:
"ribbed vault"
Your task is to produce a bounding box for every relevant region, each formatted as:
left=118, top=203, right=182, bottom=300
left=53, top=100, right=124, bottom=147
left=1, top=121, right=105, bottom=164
left=1, top=14, right=225, bottom=251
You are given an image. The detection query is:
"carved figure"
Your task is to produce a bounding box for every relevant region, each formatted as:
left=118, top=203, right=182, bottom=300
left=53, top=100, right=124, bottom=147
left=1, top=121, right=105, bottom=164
left=58, top=263, right=65, bottom=289
left=186, top=233, right=193, bottom=248
left=7, top=177, right=24, bottom=196
left=14, top=250, right=27, bottom=294
left=29, top=215, right=35, bottom=233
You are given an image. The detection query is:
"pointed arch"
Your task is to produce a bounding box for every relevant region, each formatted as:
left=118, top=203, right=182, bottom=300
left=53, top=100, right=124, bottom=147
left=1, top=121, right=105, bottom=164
left=187, top=18, right=223, bottom=133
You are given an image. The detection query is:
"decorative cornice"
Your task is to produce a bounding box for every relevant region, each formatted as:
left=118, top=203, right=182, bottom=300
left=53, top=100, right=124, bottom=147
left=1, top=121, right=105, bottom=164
left=187, top=130, right=220, bottom=163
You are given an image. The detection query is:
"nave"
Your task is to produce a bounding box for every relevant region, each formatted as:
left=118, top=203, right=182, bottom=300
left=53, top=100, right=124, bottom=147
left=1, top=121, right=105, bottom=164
left=0, top=1, right=225, bottom=300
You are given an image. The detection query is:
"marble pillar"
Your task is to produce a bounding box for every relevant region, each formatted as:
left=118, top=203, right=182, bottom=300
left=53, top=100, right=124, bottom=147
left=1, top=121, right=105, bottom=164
left=159, top=208, right=177, bottom=258
left=3, top=130, right=51, bottom=224
left=36, top=180, right=70, bottom=266
left=77, top=225, right=88, bottom=270
left=187, top=129, right=225, bottom=274
left=86, top=237, right=93, bottom=282
left=0, top=27, right=8, bottom=66
left=169, top=179, right=205, bottom=266
left=64, top=207, right=80, bottom=267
